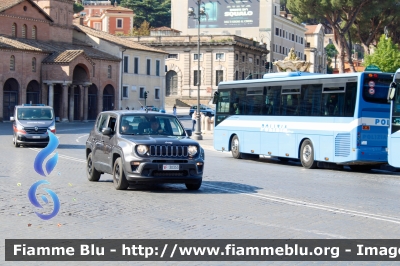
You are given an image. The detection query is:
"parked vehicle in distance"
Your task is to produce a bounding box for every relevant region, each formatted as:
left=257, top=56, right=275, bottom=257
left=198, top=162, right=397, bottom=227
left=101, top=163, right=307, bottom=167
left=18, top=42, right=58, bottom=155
left=146, top=106, right=159, bottom=112
left=85, top=110, right=205, bottom=190
left=189, top=104, right=215, bottom=117
left=10, top=104, right=56, bottom=147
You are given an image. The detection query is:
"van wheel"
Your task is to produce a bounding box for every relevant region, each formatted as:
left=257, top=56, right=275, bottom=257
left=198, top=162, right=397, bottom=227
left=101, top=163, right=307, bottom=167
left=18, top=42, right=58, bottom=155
left=87, top=152, right=101, bottom=181
left=113, top=157, right=129, bottom=190
left=13, top=135, right=20, bottom=148
left=231, top=135, right=241, bottom=159
left=300, top=139, right=318, bottom=169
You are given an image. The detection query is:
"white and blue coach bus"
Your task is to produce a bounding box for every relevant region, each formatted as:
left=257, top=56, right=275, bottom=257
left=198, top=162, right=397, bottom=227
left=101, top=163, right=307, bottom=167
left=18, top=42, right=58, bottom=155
left=388, top=69, right=400, bottom=167
left=213, top=71, right=394, bottom=170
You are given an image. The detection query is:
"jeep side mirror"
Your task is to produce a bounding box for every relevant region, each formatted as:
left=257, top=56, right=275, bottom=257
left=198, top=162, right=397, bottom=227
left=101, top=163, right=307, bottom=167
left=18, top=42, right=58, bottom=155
left=102, top=127, right=112, bottom=135
left=185, top=129, right=192, bottom=136
left=10, top=117, right=15, bottom=121
left=388, top=82, right=397, bottom=101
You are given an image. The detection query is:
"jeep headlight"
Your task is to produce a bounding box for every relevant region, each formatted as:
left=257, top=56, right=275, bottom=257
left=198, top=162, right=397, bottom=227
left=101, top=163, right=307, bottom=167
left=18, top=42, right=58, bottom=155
left=136, top=145, right=148, bottom=155
left=188, top=145, right=198, bottom=156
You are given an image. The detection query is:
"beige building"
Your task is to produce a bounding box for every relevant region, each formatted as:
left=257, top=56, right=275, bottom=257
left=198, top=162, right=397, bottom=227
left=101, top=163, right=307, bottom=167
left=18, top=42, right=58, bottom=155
left=171, top=0, right=305, bottom=72
left=126, top=35, right=269, bottom=99
left=304, top=24, right=327, bottom=73
left=74, top=24, right=168, bottom=110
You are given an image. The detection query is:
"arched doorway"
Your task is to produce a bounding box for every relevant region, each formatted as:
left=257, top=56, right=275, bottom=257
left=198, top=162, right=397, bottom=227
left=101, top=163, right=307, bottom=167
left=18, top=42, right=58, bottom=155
left=72, top=65, right=89, bottom=84
left=72, top=64, right=89, bottom=121
left=73, top=86, right=80, bottom=121
left=103, top=85, right=114, bottom=111
left=26, top=80, right=40, bottom=104
left=88, top=84, right=98, bottom=120
left=166, top=70, right=178, bottom=96
left=53, top=84, right=62, bottom=118
left=3, top=78, right=19, bottom=121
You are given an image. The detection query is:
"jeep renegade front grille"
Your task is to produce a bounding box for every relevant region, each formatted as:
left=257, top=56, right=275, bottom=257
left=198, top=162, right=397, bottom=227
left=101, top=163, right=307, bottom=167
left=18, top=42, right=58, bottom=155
left=149, top=145, right=188, bottom=157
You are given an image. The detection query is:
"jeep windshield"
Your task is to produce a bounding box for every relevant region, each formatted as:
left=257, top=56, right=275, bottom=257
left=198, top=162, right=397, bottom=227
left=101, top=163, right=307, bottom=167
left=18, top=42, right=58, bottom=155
left=119, top=115, right=186, bottom=136
left=17, top=108, right=54, bottom=120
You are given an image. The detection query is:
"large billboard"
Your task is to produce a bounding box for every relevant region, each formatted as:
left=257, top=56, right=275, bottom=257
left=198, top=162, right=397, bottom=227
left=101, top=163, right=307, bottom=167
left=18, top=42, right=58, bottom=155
left=187, top=0, right=259, bottom=29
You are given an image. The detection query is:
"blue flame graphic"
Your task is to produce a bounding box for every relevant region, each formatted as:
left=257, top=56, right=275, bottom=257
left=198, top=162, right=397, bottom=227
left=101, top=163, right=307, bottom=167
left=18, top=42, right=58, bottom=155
left=34, top=130, right=59, bottom=177
left=28, top=180, right=60, bottom=220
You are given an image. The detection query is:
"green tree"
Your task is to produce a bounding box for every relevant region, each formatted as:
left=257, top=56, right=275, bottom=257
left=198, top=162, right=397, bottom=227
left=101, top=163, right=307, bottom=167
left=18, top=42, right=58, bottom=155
left=127, top=20, right=151, bottom=36
left=121, top=0, right=171, bottom=28
left=351, top=0, right=400, bottom=55
left=73, top=2, right=84, bottom=14
left=287, top=0, right=372, bottom=73
left=325, top=43, right=338, bottom=73
left=364, top=35, right=400, bottom=73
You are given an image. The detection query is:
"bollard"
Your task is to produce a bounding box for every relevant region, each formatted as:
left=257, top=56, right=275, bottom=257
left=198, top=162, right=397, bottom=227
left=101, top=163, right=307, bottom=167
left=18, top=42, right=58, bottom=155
left=205, top=116, right=210, bottom=131
left=210, top=116, right=214, bottom=131
left=201, top=113, right=206, bottom=129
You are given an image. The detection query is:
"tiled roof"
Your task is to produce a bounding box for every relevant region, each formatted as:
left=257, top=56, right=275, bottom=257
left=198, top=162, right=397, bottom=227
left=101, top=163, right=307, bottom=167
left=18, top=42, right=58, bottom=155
left=151, top=26, right=181, bottom=33
left=74, top=24, right=168, bottom=54
left=0, top=0, right=53, bottom=22
left=106, top=6, right=133, bottom=12
left=0, top=0, right=24, bottom=12
left=305, top=25, right=318, bottom=35
left=0, top=35, right=121, bottom=63
left=43, top=50, right=85, bottom=64
left=0, top=35, right=45, bottom=51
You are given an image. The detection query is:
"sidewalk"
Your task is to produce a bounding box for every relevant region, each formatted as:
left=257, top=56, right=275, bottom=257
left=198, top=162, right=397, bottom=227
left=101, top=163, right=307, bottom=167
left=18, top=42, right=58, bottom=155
left=193, top=132, right=214, bottom=150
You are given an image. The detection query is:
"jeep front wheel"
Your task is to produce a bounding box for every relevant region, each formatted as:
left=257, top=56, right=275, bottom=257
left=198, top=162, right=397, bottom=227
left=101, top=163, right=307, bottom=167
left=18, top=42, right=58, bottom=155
left=113, top=157, right=129, bottom=190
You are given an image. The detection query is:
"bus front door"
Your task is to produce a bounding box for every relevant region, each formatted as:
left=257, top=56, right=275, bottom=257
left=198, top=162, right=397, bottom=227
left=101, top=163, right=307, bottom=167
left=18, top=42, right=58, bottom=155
left=388, top=68, right=400, bottom=167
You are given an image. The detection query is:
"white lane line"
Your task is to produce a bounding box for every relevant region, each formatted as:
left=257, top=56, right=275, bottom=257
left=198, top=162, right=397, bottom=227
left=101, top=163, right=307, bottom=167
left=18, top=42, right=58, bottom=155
left=56, top=128, right=93, bottom=132
left=203, top=183, right=400, bottom=225
left=29, top=148, right=86, bottom=163
left=76, top=134, right=89, bottom=143
left=27, top=149, right=400, bottom=225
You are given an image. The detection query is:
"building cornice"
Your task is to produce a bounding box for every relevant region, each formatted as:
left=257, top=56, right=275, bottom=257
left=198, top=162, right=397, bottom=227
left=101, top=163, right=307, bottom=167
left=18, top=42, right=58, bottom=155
left=0, top=13, right=50, bottom=24
left=142, top=41, right=268, bottom=54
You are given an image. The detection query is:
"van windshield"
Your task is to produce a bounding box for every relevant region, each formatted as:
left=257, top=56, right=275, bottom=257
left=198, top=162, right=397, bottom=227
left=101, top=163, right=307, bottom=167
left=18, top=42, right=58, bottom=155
left=17, top=108, right=54, bottom=120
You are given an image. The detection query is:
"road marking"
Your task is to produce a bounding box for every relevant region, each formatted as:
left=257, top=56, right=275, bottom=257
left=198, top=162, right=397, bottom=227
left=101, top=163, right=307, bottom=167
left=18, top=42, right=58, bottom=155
left=202, top=184, right=400, bottom=225
left=27, top=149, right=400, bottom=225
left=56, top=128, right=93, bottom=132
left=76, top=134, right=89, bottom=143
left=30, top=148, right=86, bottom=163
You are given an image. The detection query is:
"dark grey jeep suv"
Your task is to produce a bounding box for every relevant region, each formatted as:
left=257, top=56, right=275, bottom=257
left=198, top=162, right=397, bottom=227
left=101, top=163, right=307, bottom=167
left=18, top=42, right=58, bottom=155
left=85, top=111, right=204, bottom=190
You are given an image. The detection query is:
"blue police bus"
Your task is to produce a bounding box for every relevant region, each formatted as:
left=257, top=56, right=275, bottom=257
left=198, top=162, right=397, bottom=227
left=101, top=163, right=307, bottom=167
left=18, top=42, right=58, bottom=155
left=213, top=71, right=394, bottom=170
left=388, top=69, right=400, bottom=168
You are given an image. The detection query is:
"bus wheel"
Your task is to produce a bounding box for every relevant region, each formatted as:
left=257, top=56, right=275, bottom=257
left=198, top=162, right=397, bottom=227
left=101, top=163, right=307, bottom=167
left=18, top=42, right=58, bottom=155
left=349, top=165, right=373, bottom=172
left=231, top=135, right=241, bottom=159
left=300, top=139, right=318, bottom=169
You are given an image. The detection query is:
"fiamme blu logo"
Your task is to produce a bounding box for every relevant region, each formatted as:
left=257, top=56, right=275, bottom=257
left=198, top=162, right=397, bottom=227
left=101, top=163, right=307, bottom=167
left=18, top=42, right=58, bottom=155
left=28, top=130, right=60, bottom=220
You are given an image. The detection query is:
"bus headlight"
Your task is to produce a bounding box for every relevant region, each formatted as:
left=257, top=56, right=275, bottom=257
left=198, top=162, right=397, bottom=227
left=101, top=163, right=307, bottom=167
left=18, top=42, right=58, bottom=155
left=188, top=145, right=198, bottom=156
left=136, top=145, right=148, bottom=155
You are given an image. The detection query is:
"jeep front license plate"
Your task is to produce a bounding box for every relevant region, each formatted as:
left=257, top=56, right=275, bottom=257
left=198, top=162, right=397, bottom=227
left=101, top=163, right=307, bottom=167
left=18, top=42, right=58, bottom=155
left=32, top=136, right=40, bottom=139
left=163, top=165, right=179, bottom=171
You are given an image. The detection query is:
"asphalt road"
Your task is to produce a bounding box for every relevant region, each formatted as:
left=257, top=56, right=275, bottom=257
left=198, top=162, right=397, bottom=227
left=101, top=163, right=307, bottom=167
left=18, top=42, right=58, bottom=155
left=1, top=121, right=400, bottom=265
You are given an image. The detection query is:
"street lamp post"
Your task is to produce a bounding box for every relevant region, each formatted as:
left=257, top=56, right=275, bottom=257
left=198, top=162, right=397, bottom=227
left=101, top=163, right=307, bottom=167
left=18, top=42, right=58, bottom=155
left=188, top=1, right=206, bottom=140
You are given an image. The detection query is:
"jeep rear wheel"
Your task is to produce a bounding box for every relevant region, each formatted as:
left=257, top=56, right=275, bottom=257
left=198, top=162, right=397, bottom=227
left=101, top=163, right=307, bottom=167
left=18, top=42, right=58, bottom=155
left=87, top=152, right=101, bottom=181
left=113, top=157, right=129, bottom=190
